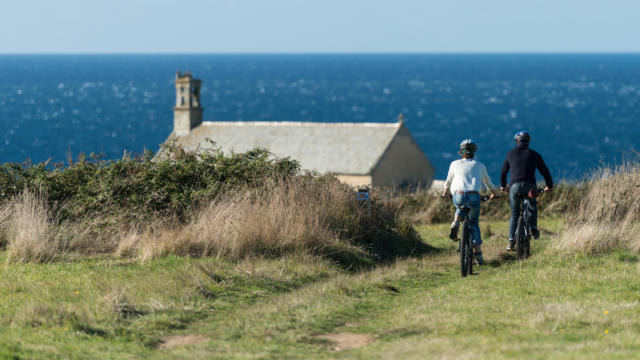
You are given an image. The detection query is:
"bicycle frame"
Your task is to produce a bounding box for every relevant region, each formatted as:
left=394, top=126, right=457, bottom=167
left=514, top=188, right=544, bottom=260
left=459, top=195, right=490, bottom=277
left=459, top=210, right=474, bottom=277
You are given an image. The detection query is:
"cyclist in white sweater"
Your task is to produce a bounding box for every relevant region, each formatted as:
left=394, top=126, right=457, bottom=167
left=442, top=139, right=497, bottom=265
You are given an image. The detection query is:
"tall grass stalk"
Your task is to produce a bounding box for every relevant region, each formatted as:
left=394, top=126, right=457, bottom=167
left=5, top=191, right=61, bottom=263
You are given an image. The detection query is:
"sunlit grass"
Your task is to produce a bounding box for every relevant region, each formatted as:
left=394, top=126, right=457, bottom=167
left=1, top=217, right=639, bottom=359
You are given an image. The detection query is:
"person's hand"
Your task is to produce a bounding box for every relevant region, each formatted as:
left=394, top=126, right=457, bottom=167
left=501, top=186, right=509, bottom=193
left=489, top=192, right=496, bottom=200
left=442, top=188, right=451, bottom=199
left=544, top=186, right=552, bottom=194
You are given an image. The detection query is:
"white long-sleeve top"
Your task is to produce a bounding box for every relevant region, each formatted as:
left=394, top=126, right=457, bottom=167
left=444, top=159, right=495, bottom=192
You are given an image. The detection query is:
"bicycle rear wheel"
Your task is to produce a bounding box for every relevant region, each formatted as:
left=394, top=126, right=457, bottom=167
left=461, top=223, right=472, bottom=277
left=466, top=237, right=473, bottom=276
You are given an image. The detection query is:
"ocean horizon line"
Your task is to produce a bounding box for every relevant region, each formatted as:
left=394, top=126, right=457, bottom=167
left=1, top=52, right=640, bottom=56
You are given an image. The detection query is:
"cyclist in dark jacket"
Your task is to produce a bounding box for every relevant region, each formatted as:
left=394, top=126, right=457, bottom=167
left=500, top=131, right=553, bottom=251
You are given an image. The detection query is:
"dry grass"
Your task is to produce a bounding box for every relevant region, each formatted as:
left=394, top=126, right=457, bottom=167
left=1, top=191, right=124, bottom=262
left=0, top=176, right=415, bottom=265
left=117, top=178, right=372, bottom=262
left=5, top=191, right=61, bottom=263
left=556, top=162, right=640, bottom=253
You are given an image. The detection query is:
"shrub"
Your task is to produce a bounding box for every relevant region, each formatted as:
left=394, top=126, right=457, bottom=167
left=0, top=144, right=425, bottom=266
left=0, top=142, right=300, bottom=224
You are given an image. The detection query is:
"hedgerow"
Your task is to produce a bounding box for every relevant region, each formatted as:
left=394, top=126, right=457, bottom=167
left=0, top=143, right=426, bottom=266
left=0, top=142, right=300, bottom=223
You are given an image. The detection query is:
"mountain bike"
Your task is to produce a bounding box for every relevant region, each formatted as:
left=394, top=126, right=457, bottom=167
left=514, top=188, right=545, bottom=261
left=459, top=195, right=490, bottom=277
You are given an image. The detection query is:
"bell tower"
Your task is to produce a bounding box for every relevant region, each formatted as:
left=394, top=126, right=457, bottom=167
left=173, top=70, right=203, bottom=136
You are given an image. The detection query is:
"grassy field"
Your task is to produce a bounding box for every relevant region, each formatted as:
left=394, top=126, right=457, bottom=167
left=2, top=216, right=639, bottom=359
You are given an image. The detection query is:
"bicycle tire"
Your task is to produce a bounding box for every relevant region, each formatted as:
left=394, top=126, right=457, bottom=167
left=466, top=233, right=473, bottom=276
left=515, top=213, right=526, bottom=261
left=461, top=222, right=472, bottom=277
left=523, top=206, right=531, bottom=258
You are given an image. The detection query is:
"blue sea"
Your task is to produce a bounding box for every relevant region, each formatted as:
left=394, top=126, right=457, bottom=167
left=1, top=54, right=639, bottom=181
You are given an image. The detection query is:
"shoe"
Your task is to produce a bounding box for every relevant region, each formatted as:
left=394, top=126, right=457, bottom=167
left=474, top=252, right=484, bottom=265
left=531, top=227, right=540, bottom=239
left=449, top=222, right=459, bottom=241
left=506, top=240, right=515, bottom=251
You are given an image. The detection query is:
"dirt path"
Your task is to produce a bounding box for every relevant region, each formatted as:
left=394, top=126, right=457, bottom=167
left=157, top=335, right=208, bottom=350
left=317, top=332, right=374, bottom=351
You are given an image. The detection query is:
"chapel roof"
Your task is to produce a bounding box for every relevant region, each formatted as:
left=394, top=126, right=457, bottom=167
left=166, top=121, right=406, bottom=175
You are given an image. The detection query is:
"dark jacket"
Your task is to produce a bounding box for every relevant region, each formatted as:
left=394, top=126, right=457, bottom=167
left=500, top=144, right=553, bottom=188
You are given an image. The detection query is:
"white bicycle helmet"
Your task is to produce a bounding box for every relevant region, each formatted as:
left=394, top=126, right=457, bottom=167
left=459, top=139, right=478, bottom=152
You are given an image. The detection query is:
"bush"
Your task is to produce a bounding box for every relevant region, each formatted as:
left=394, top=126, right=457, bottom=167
left=0, top=144, right=425, bottom=266
left=0, top=142, right=300, bottom=224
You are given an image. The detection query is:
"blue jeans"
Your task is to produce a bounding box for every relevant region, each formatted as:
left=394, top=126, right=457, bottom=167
left=452, top=192, right=482, bottom=245
left=509, top=182, right=538, bottom=241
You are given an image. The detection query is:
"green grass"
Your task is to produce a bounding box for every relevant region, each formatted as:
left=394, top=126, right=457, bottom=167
left=0, top=254, right=339, bottom=358
left=1, top=217, right=639, bottom=359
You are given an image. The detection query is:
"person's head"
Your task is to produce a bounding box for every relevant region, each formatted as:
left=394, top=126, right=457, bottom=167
left=514, top=131, right=530, bottom=147
left=459, top=139, right=477, bottom=159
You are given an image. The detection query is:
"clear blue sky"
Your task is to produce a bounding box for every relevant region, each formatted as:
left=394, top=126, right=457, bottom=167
left=2, top=0, right=639, bottom=53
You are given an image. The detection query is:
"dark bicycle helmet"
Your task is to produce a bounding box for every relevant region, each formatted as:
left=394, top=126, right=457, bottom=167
left=459, top=139, right=477, bottom=152
left=514, top=131, right=531, bottom=143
